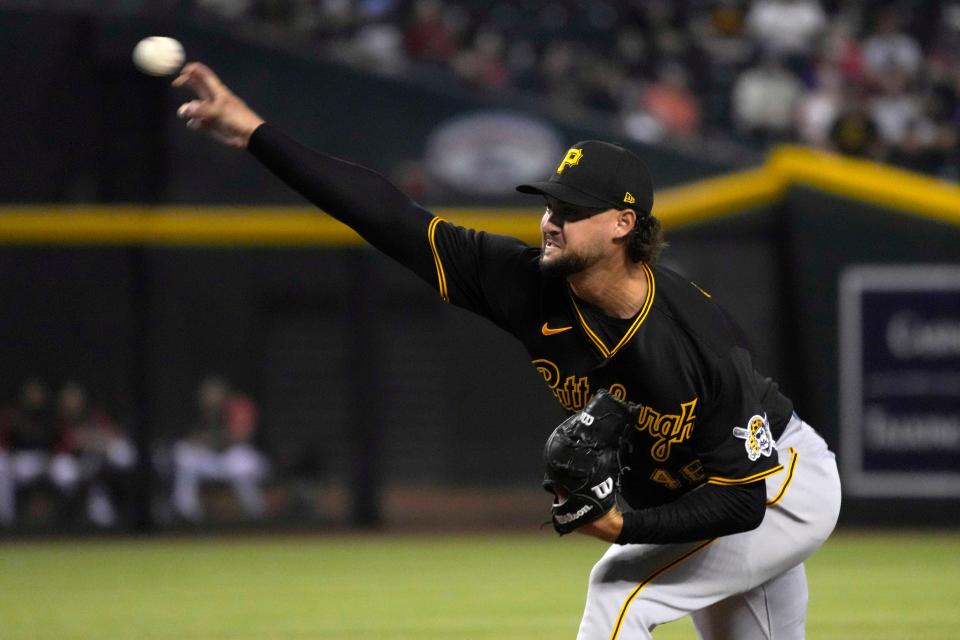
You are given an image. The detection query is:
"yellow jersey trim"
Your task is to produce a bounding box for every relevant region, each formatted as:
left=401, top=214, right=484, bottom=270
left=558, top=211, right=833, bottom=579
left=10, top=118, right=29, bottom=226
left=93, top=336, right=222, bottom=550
left=707, top=464, right=784, bottom=486
left=568, top=263, right=655, bottom=359
left=427, top=216, right=450, bottom=303
left=766, top=448, right=799, bottom=506
left=570, top=295, right=613, bottom=357
left=609, top=538, right=718, bottom=640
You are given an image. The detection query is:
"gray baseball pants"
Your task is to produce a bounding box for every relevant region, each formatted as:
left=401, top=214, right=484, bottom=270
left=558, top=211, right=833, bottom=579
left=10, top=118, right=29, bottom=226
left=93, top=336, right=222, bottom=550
left=577, top=415, right=841, bottom=639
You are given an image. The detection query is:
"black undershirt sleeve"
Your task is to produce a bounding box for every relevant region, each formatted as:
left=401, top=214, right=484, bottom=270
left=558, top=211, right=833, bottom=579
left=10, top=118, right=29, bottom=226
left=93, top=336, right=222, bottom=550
left=247, top=123, right=438, bottom=286
left=615, top=480, right=766, bottom=545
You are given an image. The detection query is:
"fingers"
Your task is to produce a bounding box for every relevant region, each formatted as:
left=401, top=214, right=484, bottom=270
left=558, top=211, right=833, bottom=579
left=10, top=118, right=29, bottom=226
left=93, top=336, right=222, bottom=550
left=177, top=102, right=215, bottom=135
left=172, top=62, right=227, bottom=100
left=177, top=99, right=215, bottom=121
left=177, top=100, right=219, bottom=135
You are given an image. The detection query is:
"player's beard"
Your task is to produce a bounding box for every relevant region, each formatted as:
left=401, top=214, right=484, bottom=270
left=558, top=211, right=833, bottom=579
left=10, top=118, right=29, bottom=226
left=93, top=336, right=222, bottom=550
left=539, top=248, right=595, bottom=278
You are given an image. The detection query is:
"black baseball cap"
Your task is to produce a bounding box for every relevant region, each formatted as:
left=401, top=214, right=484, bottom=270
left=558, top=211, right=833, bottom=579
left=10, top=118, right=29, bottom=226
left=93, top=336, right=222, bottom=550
left=516, top=140, right=654, bottom=214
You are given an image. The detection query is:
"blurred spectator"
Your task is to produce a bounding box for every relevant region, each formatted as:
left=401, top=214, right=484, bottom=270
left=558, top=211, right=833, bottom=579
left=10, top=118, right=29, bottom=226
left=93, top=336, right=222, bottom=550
left=504, top=38, right=539, bottom=91
left=640, top=62, right=701, bottom=140
left=797, top=63, right=843, bottom=147
left=0, top=378, right=58, bottom=526
left=578, top=53, right=625, bottom=113
left=828, top=91, right=883, bottom=160
left=615, top=27, right=651, bottom=78
left=732, top=56, right=804, bottom=142
left=451, top=29, right=509, bottom=90
left=310, top=0, right=356, bottom=33
left=870, top=72, right=920, bottom=149
left=56, top=382, right=136, bottom=528
left=819, top=17, right=866, bottom=85
left=862, top=8, right=922, bottom=80
left=746, top=0, right=828, bottom=62
left=344, top=21, right=406, bottom=75
left=891, top=87, right=959, bottom=175
left=404, top=0, right=458, bottom=64
left=532, top=41, right=582, bottom=113
left=912, top=63, right=960, bottom=176
left=171, top=377, right=269, bottom=522
left=689, top=2, right=756, bottom=131
left=640, top=0, right=691, bottom=62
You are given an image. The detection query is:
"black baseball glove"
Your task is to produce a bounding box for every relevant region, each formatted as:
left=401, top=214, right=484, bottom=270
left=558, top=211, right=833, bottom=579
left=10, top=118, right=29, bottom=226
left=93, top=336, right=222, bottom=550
left=542, top=389, right=639, bottom=535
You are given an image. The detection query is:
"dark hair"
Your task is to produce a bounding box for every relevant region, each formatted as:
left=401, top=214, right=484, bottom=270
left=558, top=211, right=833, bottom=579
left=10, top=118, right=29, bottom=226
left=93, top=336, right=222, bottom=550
left=627, top=214, right=666, bottom=264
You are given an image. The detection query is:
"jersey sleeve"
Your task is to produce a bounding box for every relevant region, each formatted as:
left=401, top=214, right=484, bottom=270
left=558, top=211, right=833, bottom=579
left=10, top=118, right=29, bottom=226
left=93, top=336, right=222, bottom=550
left=248, top=124, right=438, bottom=285
left=248, top=124, right=540, bottom=333
left=694, top=346, right=784, bottom=485
left=616, top=481, right=766, bottom=544
left=429, top=219, right=541, bottom=334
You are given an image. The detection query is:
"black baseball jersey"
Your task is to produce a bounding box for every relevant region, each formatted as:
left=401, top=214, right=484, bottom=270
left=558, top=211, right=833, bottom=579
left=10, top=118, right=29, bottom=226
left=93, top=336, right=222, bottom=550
left=248, top=123, right=792, bottom=528
left=427, top=219, right=792, bottom=509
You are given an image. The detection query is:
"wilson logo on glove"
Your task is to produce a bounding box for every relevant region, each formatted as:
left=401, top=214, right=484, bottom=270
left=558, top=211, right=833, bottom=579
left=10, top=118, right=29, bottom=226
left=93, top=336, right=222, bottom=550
left=591, top=477, right=614, bottom=499
left=555, top=504, right=593, bottom=525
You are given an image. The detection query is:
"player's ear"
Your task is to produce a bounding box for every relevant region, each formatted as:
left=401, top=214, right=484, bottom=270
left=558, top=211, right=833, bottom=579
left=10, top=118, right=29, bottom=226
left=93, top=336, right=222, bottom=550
left=613, top=209, right=637, bottom=239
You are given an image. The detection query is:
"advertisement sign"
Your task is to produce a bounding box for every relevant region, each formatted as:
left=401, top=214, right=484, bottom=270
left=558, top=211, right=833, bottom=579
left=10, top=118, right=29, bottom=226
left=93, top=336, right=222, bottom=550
left=839, top=265, right=960, bottom=498
left=424, top=111, right=563, bottom=196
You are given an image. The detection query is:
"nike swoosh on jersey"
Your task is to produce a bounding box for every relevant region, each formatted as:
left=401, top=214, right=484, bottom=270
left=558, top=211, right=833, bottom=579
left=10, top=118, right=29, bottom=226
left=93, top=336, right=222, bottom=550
left=541, top=322, right=573, bottom=336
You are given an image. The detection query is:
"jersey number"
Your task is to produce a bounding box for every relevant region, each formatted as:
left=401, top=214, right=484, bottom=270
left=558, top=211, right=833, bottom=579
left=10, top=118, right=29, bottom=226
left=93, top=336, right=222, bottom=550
left=650, top=461, right=706, bottom=491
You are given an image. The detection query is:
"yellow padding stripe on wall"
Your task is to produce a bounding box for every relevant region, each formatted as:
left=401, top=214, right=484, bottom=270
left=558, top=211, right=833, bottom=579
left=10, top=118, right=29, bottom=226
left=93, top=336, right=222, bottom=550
left=0, top=145, right=957, bottom=246
left=653, top=166, right=785, bottom=228
left=768, top=146, right=960, bottom=227
left=0, top=208, right=365, bottom=246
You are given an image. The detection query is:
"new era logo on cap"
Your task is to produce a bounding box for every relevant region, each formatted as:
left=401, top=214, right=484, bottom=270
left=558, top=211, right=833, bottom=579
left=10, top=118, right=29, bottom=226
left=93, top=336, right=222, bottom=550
left=517, top=140, right=654, bottom=214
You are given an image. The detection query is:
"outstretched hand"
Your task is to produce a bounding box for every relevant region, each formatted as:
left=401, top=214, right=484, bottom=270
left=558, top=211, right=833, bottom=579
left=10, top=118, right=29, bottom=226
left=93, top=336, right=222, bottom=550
left=173, top=63, right=265, bottom=148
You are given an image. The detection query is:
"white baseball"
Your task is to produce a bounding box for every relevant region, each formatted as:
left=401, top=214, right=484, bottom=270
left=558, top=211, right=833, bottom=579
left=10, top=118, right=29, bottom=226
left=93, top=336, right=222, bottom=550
left=132, top=36, right=185, bottom=77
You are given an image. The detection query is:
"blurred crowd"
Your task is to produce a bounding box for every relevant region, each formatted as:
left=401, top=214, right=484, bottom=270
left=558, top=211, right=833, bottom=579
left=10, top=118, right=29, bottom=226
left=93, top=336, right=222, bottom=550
left=163, top=376, right=269, bottom=523
left=0, top=376, right=270, bottom=530
left=193, top=0, right=960, bottom=179
left=0, top=379, right=136, bottom=529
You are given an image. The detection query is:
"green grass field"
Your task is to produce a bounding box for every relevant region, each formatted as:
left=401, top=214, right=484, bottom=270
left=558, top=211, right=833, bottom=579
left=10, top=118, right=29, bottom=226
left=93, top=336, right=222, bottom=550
left=1, top=530, right=958, bottom=639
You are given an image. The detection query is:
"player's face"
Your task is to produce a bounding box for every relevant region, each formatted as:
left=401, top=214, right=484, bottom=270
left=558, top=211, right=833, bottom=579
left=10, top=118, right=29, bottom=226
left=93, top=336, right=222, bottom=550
left=539, top=198, right=617, bottom=277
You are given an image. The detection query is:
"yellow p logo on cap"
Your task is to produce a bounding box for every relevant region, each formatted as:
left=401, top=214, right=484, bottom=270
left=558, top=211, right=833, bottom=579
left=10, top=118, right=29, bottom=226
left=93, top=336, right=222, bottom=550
left=556, top=148, right=583, bottom=174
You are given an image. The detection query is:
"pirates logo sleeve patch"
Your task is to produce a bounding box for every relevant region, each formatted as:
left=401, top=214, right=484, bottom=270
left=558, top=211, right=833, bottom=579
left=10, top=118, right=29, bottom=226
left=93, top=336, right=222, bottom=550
left=732, top=413, right=775, bottom=461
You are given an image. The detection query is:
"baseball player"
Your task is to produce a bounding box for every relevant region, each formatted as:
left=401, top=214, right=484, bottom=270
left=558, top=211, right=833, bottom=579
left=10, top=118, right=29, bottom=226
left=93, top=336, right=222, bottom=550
left=175, top=63, right=841, bottom=639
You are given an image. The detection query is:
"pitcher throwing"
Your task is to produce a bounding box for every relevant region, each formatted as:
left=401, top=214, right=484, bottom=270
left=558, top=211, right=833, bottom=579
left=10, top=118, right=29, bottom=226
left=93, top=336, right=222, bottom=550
left=174, top=62, right=841, bottom=639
